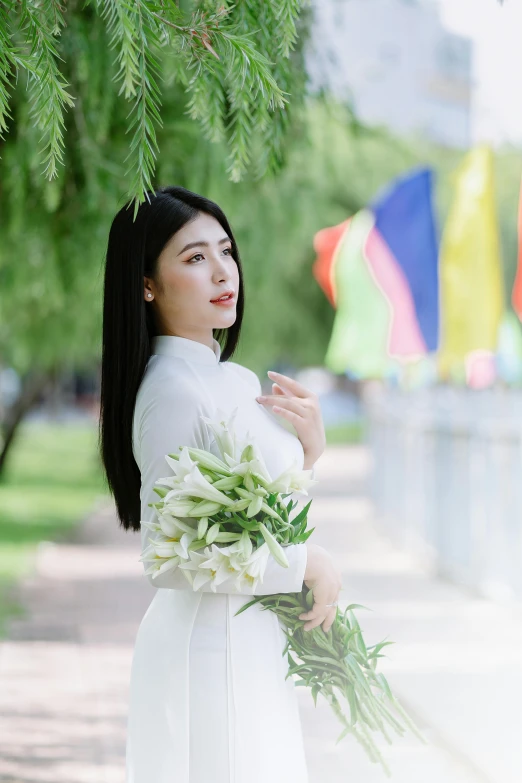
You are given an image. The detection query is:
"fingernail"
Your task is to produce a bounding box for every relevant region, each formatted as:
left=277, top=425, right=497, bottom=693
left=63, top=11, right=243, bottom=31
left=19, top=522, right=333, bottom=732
left=256, top=396, right=266, bottom=401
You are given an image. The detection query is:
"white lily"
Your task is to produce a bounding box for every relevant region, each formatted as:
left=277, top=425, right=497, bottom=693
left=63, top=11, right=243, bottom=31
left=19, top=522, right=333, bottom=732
left=145, top=555, right=182, bottom=579
left=226, top=530, right=253, bottom=563
left=267, top=458, right=319, bottom=496
left=177, top=546, right=234, bottom=592
left=173, top=463, right=236, bottom=507
left=233, top=543, right=271, bottom=593
left=162, top=497, right=198, bottom=516
left=197, top=542, right=244, bottom=587
left=141, top=519, right=161, bottom=533
left=184, top=447, right=231, bottom=474
left=156, top=512, right=198, bottom=538
left=139, top=542, right=156, bottom=562
left=258, top=522, right=289, bottom=567
left=200, top=407, right=240, bottom=461
left=154, top=474, right=178, bottom=490
left=224, top=451, right=272, bottom=485
left=171, top=531, right=194, bottom=560
left=233, top=487, right=280, bottom=521
left=151, top=540, right=180, bottom=558
left=246, top=493, right=264, bottom=518
left=188, top=499, right=225, bottom=517
left=139, top=540, right=183, bottom=579
left=155, top=448, right=198, bottom=489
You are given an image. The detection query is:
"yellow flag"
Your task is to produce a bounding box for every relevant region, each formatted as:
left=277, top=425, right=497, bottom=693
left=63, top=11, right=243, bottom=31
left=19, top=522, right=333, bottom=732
left=438, top=145, right=504, bottom=378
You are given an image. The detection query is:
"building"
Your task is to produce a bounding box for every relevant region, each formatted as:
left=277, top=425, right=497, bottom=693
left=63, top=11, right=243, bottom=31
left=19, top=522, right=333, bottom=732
left=305, top=0, right=473, bottom=148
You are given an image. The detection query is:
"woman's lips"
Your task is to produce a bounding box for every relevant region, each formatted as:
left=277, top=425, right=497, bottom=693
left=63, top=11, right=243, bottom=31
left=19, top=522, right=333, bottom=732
left=210, top=294, right=235, bottom=307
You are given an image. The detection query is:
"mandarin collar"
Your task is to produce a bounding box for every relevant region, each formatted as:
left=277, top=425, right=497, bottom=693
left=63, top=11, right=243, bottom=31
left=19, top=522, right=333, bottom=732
left=151, top=335, right=221, bottom=365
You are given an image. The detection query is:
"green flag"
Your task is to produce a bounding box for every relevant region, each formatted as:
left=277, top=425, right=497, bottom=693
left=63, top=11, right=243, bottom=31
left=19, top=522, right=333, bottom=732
left=325, top=209, right=394, bottom=377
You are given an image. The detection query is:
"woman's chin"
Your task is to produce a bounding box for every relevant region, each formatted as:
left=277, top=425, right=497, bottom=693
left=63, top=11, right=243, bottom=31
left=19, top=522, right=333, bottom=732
left=213, top=311, right=236, bottom=327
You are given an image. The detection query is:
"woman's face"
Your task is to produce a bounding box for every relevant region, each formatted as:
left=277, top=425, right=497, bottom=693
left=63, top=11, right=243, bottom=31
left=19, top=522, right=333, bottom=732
left=144, top=211, right=240, bottom=342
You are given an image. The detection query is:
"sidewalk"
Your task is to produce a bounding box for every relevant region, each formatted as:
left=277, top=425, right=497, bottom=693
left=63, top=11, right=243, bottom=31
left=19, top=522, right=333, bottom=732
left=0, top=445, right=520, bottom=782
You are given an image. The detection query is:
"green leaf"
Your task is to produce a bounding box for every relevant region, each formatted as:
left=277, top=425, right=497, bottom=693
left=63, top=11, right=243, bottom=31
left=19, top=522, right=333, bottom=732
left=290, top=498, right=312, bottom=528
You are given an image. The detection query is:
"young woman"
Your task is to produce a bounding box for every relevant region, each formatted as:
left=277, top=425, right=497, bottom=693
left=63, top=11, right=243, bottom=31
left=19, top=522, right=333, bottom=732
left=99, top=185, right=342, bottom=783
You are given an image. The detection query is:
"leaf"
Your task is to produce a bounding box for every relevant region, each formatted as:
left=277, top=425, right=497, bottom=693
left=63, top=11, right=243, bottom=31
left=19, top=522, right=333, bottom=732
left=375, top=672, right=394, bottom=702
left=345, top=682, right=358, bottom=725
left=368, top=640, right=395, bottom=658
left=301, top=527, right=315, bottom=541
left=233, top=596, right=265, bottom=617
left=290, top=499, right=312, bottom=528
left=335, top=726, right=351, bottom=745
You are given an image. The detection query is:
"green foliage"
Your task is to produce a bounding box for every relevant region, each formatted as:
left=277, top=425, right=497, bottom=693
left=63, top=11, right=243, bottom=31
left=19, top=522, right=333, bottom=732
left=234, top=589, right=427, bottom=776
left=203, top=100, right=522, bottom=375
left=325, top=421, right=365, bottom=445
left=0, top=421, right=109, bottom=637
left=0, top=0, right=310, bottom=214
left=1, top=78, right=521, bottom=380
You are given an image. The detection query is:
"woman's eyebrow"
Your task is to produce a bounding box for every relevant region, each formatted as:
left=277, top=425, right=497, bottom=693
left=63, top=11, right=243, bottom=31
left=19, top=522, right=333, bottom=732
left=177, top=237, right=231, bottom=256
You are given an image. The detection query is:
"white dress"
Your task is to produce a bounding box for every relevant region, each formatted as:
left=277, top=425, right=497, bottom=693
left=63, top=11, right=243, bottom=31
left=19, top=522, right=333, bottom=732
left=126, top=335, right=311, bottom=783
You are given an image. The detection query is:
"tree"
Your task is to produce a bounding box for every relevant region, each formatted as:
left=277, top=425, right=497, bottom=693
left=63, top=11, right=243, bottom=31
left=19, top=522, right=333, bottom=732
left=0, top=0, right=310, bottom=215
left=0, top=0, right=312, bottom=472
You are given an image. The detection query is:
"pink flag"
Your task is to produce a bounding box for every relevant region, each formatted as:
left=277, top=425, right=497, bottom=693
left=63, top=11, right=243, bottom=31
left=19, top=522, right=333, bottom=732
left=365, top=227, right=427, bottom=357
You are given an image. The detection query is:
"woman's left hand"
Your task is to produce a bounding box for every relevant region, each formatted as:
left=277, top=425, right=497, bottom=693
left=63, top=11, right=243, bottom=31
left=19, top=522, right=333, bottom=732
left=255, top=370, right=326, bottom=469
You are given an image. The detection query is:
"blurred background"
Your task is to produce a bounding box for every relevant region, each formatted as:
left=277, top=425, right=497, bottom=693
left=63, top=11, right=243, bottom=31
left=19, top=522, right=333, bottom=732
left=1, top=0, right=521, bottom=781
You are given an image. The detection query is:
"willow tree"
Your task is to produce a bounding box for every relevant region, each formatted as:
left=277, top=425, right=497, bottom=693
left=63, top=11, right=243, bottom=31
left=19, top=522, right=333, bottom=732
left=0, top=0, right=311, bottom=471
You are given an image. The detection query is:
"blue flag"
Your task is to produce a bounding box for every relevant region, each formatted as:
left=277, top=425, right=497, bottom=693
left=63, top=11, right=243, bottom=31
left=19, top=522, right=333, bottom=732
left=371, top=168, right=440, bottom=351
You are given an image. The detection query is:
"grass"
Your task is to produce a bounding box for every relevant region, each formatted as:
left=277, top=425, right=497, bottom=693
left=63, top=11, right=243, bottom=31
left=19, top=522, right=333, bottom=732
left=0, top=420, right=110, bottom=637
left=325, top=419, right=366, bottom=445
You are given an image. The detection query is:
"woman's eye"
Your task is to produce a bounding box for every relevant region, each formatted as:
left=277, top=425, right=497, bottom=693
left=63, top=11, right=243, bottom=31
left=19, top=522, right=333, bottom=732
left=187, top=247, right=232, bottom=263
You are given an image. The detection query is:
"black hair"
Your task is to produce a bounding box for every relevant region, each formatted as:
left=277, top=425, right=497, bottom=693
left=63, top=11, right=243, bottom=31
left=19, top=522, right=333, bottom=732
left=98, top=185, right=245, bottom=532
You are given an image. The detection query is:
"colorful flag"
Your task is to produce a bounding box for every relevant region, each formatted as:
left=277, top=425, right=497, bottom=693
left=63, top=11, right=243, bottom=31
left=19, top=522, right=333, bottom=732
left=371, top=168, right=439, bottom=351
left=324, top=210, right=394, bottom=377
left=511, top=176, right=522, bottom=320
left=312, top=218, right=351, bottom=307
left=438, top=145, right=504, bottom=378
left=364, top=226, right=427, bottom=357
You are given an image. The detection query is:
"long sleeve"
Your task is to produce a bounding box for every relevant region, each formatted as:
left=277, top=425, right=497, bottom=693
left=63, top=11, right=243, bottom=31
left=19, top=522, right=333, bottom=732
left=137, top=375, right=308, bottom=595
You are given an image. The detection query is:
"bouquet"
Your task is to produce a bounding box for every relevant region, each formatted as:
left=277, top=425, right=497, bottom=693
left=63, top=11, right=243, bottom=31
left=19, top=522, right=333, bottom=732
left=140, top=408, right=426, bottom=776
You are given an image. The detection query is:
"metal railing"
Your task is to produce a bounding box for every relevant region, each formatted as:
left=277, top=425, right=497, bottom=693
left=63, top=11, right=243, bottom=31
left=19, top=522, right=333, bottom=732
left=364, top=384, right=522, bottom=601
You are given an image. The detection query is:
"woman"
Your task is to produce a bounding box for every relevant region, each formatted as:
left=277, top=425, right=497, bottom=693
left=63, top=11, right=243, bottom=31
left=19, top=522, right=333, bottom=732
left=99, top=185, right=342, bottom=783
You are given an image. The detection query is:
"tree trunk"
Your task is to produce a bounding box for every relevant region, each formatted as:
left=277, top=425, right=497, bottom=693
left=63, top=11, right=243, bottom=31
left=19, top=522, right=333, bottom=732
left=0, top=369, right=51, bottom=477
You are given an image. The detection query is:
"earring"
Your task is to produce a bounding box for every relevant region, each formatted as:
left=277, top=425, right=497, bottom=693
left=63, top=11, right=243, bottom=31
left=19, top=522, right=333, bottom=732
left=147, top=292, right=152, bottom=299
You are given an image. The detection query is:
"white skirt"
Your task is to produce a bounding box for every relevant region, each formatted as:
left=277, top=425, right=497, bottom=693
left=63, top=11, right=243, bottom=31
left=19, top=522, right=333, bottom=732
left=126, top=588, right=309, bottom=783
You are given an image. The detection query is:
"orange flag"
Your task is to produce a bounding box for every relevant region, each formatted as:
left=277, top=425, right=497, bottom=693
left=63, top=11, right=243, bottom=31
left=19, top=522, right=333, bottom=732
left=312, top=219, right=351, bottom=307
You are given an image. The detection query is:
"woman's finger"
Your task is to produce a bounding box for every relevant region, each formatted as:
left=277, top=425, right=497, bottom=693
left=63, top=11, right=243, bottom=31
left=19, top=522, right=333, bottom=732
left=303, top=614, right=326, bottom=631
left=322, top=606, right=337, bottom=633
left=266, top=370, right=315, bottom=400
left=256, top=395, right=306, bottom=416
left=272, top=383, right=286, bottom=397
left=300, top=601, right=334, bottom=631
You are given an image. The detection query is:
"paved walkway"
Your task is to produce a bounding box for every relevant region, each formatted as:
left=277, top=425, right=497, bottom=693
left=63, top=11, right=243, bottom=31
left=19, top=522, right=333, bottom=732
left=0, top=445, right=521, bottom=782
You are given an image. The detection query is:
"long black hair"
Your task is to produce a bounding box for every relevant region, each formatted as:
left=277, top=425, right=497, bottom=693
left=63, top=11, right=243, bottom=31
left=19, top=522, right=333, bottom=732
left=98, top=185, right=245, bottom=532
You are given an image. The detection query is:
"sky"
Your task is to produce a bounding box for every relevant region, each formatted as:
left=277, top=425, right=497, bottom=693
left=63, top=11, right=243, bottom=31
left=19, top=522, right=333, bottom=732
left=436, top=0, right=522, bottom=146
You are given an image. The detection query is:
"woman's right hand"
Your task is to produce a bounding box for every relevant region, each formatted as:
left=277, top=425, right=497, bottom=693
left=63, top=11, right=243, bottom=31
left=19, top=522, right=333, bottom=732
left=299, top=543, right=343, bottom=633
